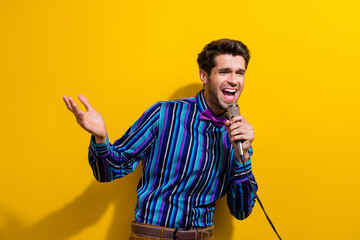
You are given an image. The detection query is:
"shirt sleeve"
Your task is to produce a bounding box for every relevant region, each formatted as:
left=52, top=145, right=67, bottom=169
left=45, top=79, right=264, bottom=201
left=227, top=146, right=258, bottom=220
left=88, top=102, right=161, bottom=182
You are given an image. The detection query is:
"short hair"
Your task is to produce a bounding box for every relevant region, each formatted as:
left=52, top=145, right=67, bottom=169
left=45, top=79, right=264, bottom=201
left=197, top=39, right=250, bottom=75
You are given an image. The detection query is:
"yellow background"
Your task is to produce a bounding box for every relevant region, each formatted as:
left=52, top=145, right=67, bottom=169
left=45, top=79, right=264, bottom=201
left=1, top=0, right=359, bottom=239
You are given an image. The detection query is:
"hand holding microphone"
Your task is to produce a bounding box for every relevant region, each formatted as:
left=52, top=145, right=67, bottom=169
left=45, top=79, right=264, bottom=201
left=225, top=103, right=254, bottom=163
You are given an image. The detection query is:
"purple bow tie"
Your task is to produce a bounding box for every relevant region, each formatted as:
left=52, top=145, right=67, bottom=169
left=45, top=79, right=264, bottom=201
left=199, top=108, right=227, bottom=128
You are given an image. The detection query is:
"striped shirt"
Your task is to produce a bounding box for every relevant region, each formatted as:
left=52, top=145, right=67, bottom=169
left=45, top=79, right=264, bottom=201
left=88, top=90, right=257, bottom=229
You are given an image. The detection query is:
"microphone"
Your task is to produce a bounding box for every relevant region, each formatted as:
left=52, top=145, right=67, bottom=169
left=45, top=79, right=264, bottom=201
left=227, top=103, right=245, bottom=163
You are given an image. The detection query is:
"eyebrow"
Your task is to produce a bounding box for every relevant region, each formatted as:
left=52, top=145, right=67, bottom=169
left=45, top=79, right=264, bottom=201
left=218, top=67, right=246, bottom=73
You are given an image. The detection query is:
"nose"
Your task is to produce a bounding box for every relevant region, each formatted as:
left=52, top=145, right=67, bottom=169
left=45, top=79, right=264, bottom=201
left=227, top=73, right=238, bottom=86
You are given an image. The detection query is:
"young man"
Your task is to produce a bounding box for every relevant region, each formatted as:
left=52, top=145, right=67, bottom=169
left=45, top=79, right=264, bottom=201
left=63, top=39, right=257, bottom=240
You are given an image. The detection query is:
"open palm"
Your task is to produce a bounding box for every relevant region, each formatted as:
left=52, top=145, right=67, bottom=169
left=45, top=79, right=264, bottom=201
left=62, top=94, right=107, bottom=143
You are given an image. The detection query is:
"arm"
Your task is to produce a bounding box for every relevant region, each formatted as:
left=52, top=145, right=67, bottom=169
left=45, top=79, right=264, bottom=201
left=62, top=94, right=160, bottom=182
left=88, top=103, right=160, bottom=182
left=227, top=147, right=258, bottom=219
left=225, top=116, right=257, bottom=219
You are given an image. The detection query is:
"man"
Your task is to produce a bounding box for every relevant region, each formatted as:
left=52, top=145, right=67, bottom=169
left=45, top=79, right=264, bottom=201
left=63, top=39, right=257, bottom=240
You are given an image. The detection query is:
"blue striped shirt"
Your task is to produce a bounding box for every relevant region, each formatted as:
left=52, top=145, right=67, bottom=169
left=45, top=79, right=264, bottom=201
left=88, top=90, right=257, bottom=229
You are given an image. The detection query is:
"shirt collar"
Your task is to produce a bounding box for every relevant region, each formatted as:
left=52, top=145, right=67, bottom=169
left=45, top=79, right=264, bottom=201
left=195, top=90, right=228, bottom=118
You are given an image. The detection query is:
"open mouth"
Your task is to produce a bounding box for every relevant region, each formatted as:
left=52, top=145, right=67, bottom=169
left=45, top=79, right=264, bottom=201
left=222, top=89, right=236, bottom=102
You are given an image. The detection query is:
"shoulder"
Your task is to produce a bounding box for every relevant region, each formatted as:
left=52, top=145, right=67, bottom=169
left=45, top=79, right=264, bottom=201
left=156, top=97, right=196, bottom=108
left=153, top=97, right=198, bottom=121
left=141, top=97, right=196, bottom=119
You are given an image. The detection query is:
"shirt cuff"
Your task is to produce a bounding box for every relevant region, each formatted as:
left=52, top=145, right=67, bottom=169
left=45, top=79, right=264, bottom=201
left=233, top=147, right=253, bottom=183
left=89, top=135, right=110, bottom=157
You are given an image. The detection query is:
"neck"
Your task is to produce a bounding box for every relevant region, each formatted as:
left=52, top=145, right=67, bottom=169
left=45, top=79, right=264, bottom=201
left=203, top=91, right=226, bottom=116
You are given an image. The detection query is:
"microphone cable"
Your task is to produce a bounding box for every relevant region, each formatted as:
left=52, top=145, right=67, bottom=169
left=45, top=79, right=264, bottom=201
left=238, top=149, right=282, bottom=240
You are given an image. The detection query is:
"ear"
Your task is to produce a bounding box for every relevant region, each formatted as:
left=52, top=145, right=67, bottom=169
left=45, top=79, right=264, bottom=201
left=199, top=69, right=208, bottom=85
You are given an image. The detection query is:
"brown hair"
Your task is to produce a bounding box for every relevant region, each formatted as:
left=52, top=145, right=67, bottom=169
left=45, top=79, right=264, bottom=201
left=197, top=39, right=250, bottom=75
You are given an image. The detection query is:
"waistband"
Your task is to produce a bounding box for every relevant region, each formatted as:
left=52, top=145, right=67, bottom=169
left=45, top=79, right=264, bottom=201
left=131, top=221, right=214, bottom=240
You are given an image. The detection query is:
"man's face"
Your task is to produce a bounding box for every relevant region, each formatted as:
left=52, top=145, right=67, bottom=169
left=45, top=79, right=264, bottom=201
left=200, top=54, right=246, bottom=115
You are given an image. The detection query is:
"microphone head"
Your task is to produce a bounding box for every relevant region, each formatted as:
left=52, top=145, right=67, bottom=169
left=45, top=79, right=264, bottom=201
left=227, top=103, right=241, bottom=119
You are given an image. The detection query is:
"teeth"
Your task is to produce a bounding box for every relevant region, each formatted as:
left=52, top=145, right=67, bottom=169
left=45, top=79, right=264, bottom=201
left=223, top=89, right=236, bottom=93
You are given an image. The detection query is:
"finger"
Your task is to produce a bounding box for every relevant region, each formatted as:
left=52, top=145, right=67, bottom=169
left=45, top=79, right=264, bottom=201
left=230, top=116, right=244, bottom=125
left=229, top=125, right=254, bottom=137
left=74, top=106, right=87, bottom=126
left=62, top=95, right=73, bottom=112
left=73, top=105, right=82, bottom=123
left=229, top=122, right=252, bottom=131
left=78, top=94, right=93, bottom=111
left=231, top=134, right=253, bottom=143
left=231, top=128, right=254, bottom=137
left=68, top=97, right=81, bottom=122
left=230, top=132, right=254, bottom=143
left=224, top=120, right=231, bottom=128
left=230, top=115, right=249, bottom=125
left=77, top=109, right=85, bottom=126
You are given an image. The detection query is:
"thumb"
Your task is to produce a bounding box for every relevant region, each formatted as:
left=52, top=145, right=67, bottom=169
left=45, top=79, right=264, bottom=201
left=78, top=94, right=93, bottom=111
left=224, top=120, right=231, bottom=129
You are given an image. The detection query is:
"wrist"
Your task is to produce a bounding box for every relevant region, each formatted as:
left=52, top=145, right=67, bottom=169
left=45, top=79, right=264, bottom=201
left=243, top=152, right=249, bottom=162
left=94, top=135, right=107, bottom=144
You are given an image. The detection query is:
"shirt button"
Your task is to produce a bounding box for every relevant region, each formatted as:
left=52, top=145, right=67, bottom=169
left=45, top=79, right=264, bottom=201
left=186, top=213, right=190, bottom=216
left=189, top=193, right=193, bottom=196
left=206, top=149, right=209, bottom=152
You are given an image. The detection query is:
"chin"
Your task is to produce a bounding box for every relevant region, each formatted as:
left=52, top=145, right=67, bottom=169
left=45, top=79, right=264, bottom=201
left=222, top=98, right=238, bottom=107
left=219, top=101, right=231, bottom=112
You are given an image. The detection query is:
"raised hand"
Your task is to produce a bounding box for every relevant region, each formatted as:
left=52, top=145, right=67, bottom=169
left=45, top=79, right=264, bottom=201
left=62, top=94, right=107, bottom=144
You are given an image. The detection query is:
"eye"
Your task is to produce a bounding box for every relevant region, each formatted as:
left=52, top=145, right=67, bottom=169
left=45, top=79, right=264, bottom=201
left=219, top=69, right=230, bottom=74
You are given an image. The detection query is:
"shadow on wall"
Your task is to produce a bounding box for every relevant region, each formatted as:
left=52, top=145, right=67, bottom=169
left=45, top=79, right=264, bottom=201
left=0, top=169, right=141, bottom=240
left=0, top=83, right=233, bottom=240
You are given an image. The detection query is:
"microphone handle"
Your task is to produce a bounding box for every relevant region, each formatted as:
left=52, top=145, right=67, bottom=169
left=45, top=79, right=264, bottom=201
left=236, top=141, right=245, bottom=163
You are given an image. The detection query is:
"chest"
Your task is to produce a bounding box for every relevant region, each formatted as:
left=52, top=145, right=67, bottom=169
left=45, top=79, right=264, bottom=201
left=147, top=111, right=233, bottom=183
